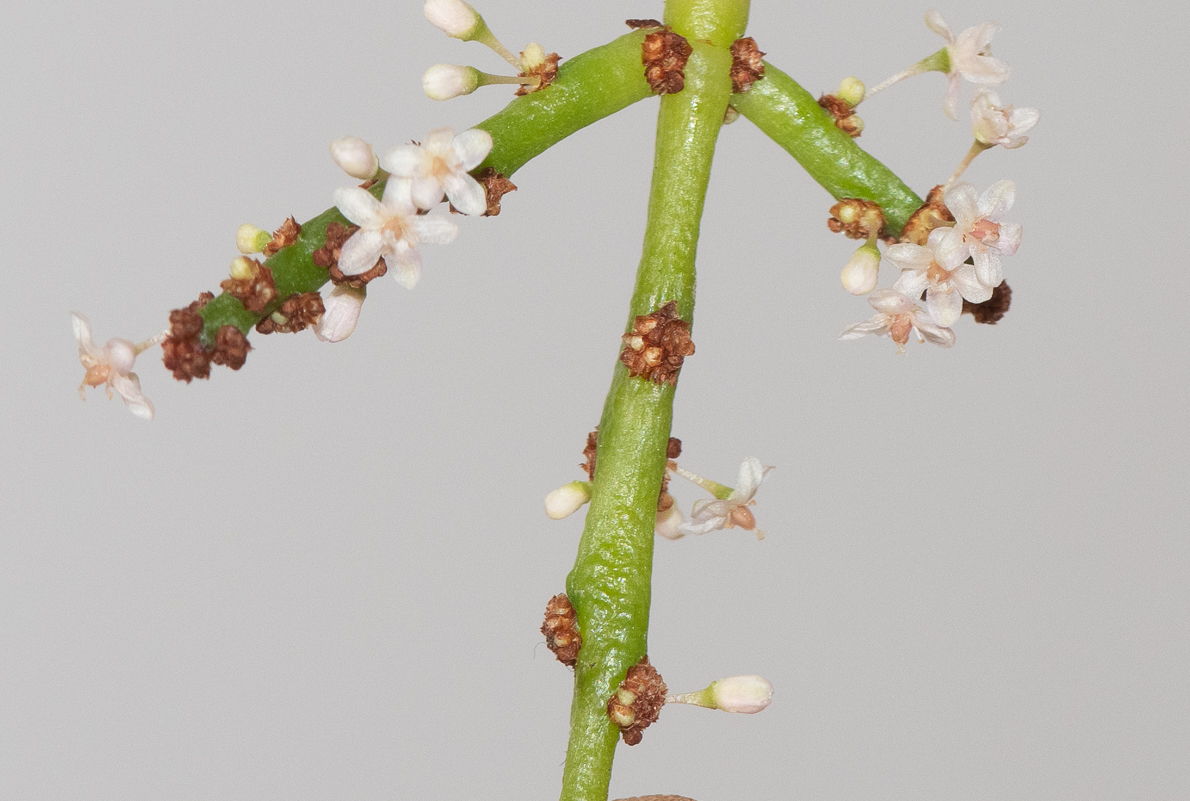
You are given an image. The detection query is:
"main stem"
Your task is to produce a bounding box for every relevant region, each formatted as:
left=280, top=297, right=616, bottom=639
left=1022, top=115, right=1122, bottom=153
left=560, top=3, right=747, bottom=801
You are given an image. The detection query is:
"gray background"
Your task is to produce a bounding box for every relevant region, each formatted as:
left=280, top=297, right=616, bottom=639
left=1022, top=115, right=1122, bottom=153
left=2, top=1, right=1187, bottom=799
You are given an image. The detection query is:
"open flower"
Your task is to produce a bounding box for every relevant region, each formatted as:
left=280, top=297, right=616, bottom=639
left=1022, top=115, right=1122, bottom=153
left=971, top=88, right=1040, bottom=149
left=886, top=227, right=992, bottom=327
left=934, top=180, right=1021, bottom=288
left=925, top=9, right=1010, bottom=119
left=674, top=457, right=774, bottom=538
left=333, top=177, right=458, bottom=288
left=839, top=288, right=956, bottom=353
left=382, top=128, right=494, bottom=216
left=73, top=312, right=162, bottom=420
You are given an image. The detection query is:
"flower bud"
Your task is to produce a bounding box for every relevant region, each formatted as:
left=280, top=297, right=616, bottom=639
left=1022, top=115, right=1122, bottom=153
left=229, top=256, right=257, bottom=280
left=314, top=285, right=365, bottom=343
left=236, top=223, right=271, bottom=254
left=329, top=136, right=379, bottom=181
left=424, top=0, right=481, bottom=39
left=544, top=481, right=592, bottom=520
left=837, top=76, right=865, bottom=107
left=422, top=64, right=481, bottom=100
left=840, top=244, right=881, bottom=295
left=709, top=675, right=774, bottom=714
left=722, top=105, right=740, bottom=125
left=654, top=505, right=685, bottom=540
left=520, top=42, right=546, bottom=71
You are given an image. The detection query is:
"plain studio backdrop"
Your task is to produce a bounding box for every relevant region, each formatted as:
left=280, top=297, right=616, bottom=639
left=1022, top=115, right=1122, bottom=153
left=2, top=1, right=1187, bottom=799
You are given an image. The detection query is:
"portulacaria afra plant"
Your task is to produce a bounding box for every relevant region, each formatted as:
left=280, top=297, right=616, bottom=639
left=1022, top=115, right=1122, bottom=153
left=73, top=2, right=1037, bottom=799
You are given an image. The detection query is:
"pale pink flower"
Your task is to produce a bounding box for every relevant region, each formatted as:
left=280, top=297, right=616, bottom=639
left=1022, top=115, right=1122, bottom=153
left=935, top=180, right=1022, bottom=288
left=333, top=178, right=458, bottom=289
left=72, top=312, right=159, bottom=420
left=886, top=228, right=992, bottom=327
left=971, top=88, right=1040, bottom=149
left=925, top=9, right=1010, bottom=119
left=839, top=289, right=956, bottom=353
left=675, top=458, right=773, bottom=538
left=382, top=128, right=493, bottom=216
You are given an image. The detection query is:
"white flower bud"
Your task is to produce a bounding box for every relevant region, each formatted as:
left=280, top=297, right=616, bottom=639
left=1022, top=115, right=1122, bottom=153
left=655, top=505, right=685, bottom=540
left=329, top=136, right=380, bottom=181
left=840, top=244, right=881, bottom=295
left=520, top=42, right=546, bottom=71
left=424, top=0, right=481, bottom=38
left=709, top=675, right=774, bottom=714
left=544, top=481, right=592, bottom=520
left=722, top=105, right=740, bottom=125
left=229, top=256, right=256, bottom=280
left=314, top=285, right=365, bottom=343
left=422, top=64, right=481, bottom=101
left=837, top=76, right=865, bottom=107
left=236, top=223, right=271, bottom=254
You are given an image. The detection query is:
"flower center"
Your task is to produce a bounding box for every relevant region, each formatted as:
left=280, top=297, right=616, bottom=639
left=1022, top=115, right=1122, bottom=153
left=728, top=504, right=756, bottom=530
left=889, top=314, right=913, bottom=346
left=84, top=364, right=111, bottom=388
left=970, top=219, right=1001, bottom=244
left=926, top=260, right=954, bottom=288
left=381, top=216, right=406, bottom=240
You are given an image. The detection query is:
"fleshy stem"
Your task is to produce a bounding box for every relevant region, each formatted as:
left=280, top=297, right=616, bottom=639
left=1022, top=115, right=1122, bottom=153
left=559, top=4, right=746, bottom=801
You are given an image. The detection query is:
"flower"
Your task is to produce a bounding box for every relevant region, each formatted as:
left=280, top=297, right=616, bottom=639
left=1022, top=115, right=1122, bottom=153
left=885, top=228, right=992, bottom=327
left=674, top=457, right=773, bottom=538
left=971, top=88, right=1040, bottom=149
left=839, top=288, right=956, bottom=353
left=314, top=284, right=366, bottom=343
left=924, top=9, right=1010, bottom=119
left=72, top=312, right=159, bottom=420
left=382, top=128, right=494, bottom=216
left=330, top=136, right=380, bottom=181
left=934, top=180, right=1022, bottom=288
left=332, top=177, right=459, bottom=289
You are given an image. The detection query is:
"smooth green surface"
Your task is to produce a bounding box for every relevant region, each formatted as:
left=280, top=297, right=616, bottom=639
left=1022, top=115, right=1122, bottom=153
left=560, top=39, right=735, bottom=801
left=665, top=0, right=750, bottom=46
left=731, top=62, right=923, bottom=235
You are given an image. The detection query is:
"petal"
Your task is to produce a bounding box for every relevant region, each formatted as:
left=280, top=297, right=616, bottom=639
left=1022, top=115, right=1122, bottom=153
left=677, top=500, right=730, bottom=536
left=924, top=9, right=953, bottom=41
left=381, top=177, right=418, bottom=213
left=1008, top=106, right=1041, bottom=136
left=966, top=54, right=1011, bottom=85
left=911, top=314, right=956, bottom=348
left=953, top=264, right=993, bottom=302
left=423, top=127, right=457, bottom=158
left=943, top=183, right=979, bottom=226
left=868, top=288, right=916, bottom=315
left=943, top=73, right=961, bottom=120
left=382, top=145, right=433, bottom=178
left=732, top=457, right=770, bottom=500
left=71, top=312, right=99, bottom=359
left=972, top=247, right=1003, bottom=287
left=442, top=172, right=487, bottom=216
left=840, top=316, right=890, bottom=340
left=926, top=286, right=963, bottom=327
left=883, top=243, right=934, bottom=273
left=409, top=214, right=459, bottom=245
left=893, top=269, right=929, bottom=300
left=333, top=186, right=381, bottom=227
left=996, top=223, right=1022, bottom=256
left=315, top=285, right=366, bottom=343
left=978, top=179, right=1015, bottom=220
left=410, top=175, right=446, bottom=211
left=933, top=228, right=970, bottom=271
left=452, top=128, right=493, bottom=171
left=111, top=372, right=154, bottom=420
left=337, top=229, right=384, bottom=275
left=391, top=242, right=423, bottom=289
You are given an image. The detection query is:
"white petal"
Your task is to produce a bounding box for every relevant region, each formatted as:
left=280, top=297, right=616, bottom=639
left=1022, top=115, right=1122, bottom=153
left=893, top=269, right=929, bottom=300
left=943, top=183, right=980, bottom=226
left=926, top=286, right=963, bottom=327
left=410, top=175, right=446, bottom=211
left=953, top=264, right=993, bottom=302
left=943, top=73, right=962, bottom=120
left=453, top=128, right=493, bottom=170
left=111, top=372, right=154, bottom=420
left=997, top=223, right=1022, bottom=256
left=924, top=9, right=953, bottom=41
left=732, top=457, right=770, bottom=500
left=972, top=247, right=1003, bottom=287
left=423, top=127, right=457, bottom=157
left=315, top=285, right=366, bottom=343
left=967, top=54, right=1010, bottom=85
left=381, top=177, right=417, bottom=214
left=868, top=288, right=916, bottom=315
left=883, top=243, right=934, bottom=273
left=978, top=180, right=1016, bottom=220
left=391, top=243, right=424, bottom=289
left=409, top=214, right=459, bottom=245
left=1008, top=106, right=1041, bottom=137
left=337, top=229, right=384, bottom=275
left=932, top=228, right=970, bottom=272
left=677, top=500, right=730, bottom=536
left=334, top=186, right=381, bottom=227
left=382, top=145, right=433, bottom=178
left=840, top=316, right=890, bottom=340
left=911, top=314, right=956, bottom=348
left=71, top=312, right=99, bottom=359
left=442, top=171, right=487, bottom=216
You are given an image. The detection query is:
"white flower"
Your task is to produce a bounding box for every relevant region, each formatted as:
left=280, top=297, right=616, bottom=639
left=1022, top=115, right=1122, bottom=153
left=423, top=0, right=481, bottom=39
left=925, top=9, right=1010, bottom=119
left=971, top=88, right=1040, bottom=149
left=330, top=136, right=380, bottom=181
left=886, top=228, right=992, bottom=327
left=314, top=284, right=366, bottom=343
left=675, top=458, right=773, bottom=538
left=839, top=288, right=956, bottom=353
left=72, top=312, right=156, bottom=420
left=934, top=180, right=1022, bottom=288
left=333, top=177, right=458, bottom=289
left=382, top=128, right=494, bottom=216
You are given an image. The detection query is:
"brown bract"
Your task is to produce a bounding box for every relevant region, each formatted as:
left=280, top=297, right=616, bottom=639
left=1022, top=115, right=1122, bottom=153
left=516, top=51, right=561, bottom=96
left=262, top=216, right=302, bottom=256
left=162, top=303, right=211, bottom=382
left=620, top=301, right=695, bottom=385
left=642, top=30, right=692, bottom=95
left=581, top=429, right=599, bottom=480
left=657, top=437, right=683, bottom=512
left=963, top=280, right=1012, bottom=324
left=607, top=656, right=667, bottom=746
left=315, top=222, right=390, bottom=287
left=625, top=18, right=663, bottom=29
left=828, top=198, right=887, bottom=240
left=900, top=185, right=956, bottom=246
left=474, top=168, right=517, bottom=217
left=220, top=260, right=277, bottom=313
left=729, top=37, right=765, bottom=93
left=210, top=325, right=251, bottom=370
left=818, top=94, right=863, bottom=138
left=255, top=292, right=326, bottom=335
left=541, top=594, right=582, bottom=668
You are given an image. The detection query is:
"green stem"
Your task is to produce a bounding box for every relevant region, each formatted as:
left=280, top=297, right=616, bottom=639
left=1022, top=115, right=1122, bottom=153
left=730, top=62, right=922, bottom=235
left=559, top=3, right=744, bottom=798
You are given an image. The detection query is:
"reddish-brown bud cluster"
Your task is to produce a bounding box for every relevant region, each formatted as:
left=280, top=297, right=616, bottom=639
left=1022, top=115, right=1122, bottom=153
left=729, top=37, right=765, bottom=93
left=472, top=168, right=517, bottom=217
left=541, top=594, right=582, bottom=668
left=625, top=18, right=663, bottom=29
left=315, top=222, right=389, bottom=287
left=619, top=301, right=695, bottom=385
left=827, top=198, right=887, bottom=241
left=817, top=94, right=864, bottom=138
left=516, top=51, right=560, bottom=96
left=900, top=185, right=956, bottom=246
left=262, top=216, right=302, bottom=256
left=255, top=292, right=327, bottom=335
left=642, top=30, right=692, bottom=95
left=964, top=281, right=1012, bottom=324
left=219, top=260, right=277, bottom=313
left=162, top=293, right=252, bottom=381
left=210, top=325, right=251, bottom=370
left=607, top=656, right=667, bottom=746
